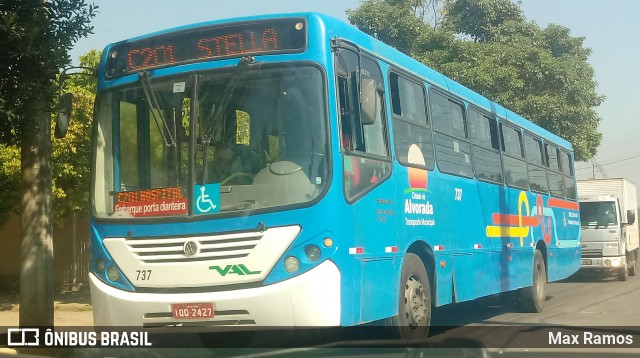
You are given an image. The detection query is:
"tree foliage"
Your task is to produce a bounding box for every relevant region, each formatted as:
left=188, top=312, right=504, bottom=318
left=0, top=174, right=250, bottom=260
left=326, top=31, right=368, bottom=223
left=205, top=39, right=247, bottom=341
left=0, top=0, right=97, bottom=327
left=52, top=50, right=101, bottom=222
left=347, top=0, right=431, bottom=55
left=0, top=50, right=99, bottom=226
left=347, top=0, right=602, bottom=160
left=442, top=0, right=524, bottom=42
left=0, top=0, right=97, bottom=140
left=0, top=1, right=98, bottom=227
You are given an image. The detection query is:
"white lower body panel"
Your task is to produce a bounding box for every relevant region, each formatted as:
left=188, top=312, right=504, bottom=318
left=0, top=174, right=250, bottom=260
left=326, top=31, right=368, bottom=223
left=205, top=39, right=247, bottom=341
left=90, top=260, right=341, bottom=328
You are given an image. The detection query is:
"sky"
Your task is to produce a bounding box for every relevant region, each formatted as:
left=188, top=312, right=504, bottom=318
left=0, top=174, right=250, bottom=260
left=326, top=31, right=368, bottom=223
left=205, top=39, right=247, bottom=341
left=70, top=0, right=640, bottom=186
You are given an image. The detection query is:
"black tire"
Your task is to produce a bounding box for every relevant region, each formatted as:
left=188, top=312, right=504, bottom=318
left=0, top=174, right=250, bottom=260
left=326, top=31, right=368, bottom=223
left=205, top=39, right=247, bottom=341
left=618, top=264, right=628, bottom=281
left=628, top=252, right=637, bottom=277
left=518, top=250, right=546, bottom=313
left=499, top=290, right=519, bottom=309
left=389, top=253, right=431, bottom=340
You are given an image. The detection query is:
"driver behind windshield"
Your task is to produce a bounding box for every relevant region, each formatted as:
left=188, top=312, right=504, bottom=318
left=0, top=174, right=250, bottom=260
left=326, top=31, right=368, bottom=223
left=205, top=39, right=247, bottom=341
left=206, top=107, right=260, bottom=185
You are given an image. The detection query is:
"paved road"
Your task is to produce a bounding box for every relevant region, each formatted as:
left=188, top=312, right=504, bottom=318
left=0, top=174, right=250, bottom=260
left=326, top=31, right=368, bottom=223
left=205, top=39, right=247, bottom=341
left=427, top=269, right=640, bottom=348
left=3, top=269, right=640, bottom=353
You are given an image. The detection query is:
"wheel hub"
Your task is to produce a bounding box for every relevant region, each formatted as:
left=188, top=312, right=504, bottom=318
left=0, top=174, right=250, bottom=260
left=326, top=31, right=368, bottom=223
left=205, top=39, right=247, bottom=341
left=404, top=274, right=428, bottom=328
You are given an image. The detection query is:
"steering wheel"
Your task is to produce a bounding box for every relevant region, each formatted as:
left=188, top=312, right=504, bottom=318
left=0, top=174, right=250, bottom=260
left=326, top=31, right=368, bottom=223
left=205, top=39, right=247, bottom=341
left=221, top=172, right=254, bottom=185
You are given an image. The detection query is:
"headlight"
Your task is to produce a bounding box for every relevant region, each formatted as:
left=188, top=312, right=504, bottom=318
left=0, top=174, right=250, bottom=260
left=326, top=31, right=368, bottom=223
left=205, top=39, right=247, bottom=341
left=304, top=245, right=321, bottom=262
left=96, top=259, right=105, bottom=273
left=107, top=266, right=121, bottom=281
left=284, top=256, right=300, bottom=273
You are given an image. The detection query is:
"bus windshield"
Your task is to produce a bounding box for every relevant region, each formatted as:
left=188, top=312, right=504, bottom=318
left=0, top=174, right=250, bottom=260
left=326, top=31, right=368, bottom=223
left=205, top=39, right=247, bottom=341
left=92, top=64, right=329, bottom=218
left=579, top=201, right=618, bottom=227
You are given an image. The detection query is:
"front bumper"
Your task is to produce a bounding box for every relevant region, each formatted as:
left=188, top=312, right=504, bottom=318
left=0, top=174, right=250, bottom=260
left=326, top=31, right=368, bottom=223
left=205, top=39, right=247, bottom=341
left=90, top=260, right=341, bottom=328
left=580, top=255, right=626, bottom=270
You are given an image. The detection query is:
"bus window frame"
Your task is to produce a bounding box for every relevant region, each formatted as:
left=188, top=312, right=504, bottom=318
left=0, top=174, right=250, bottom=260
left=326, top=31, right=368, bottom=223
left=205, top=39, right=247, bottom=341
left=467, top=105, right=503, bottom=185
left=429, top=88, right=474, bottom=179
left=333, top=40, right=393, bottom=204
left=387, top=68, right=435, bottom=171
left=523, top=131, right=550, bottom=195
left=498, top=120, right=530, bottom=190
left=544, top=141, right=566, bottom=198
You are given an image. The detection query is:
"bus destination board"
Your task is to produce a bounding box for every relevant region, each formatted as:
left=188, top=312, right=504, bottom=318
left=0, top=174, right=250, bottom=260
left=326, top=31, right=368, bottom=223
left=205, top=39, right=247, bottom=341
left=105, top=18, right=307, bottom=78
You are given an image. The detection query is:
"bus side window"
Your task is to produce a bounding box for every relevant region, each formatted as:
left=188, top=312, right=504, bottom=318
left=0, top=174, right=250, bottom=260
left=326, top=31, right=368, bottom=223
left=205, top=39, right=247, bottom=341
left=524, top=133, right=549, bottom=193
left=545, top=143, right=564, bottom=197
left=500, top=123, right=528, bottom=190
left=561, top=150, right=576, bottom=199
left=468, top=109, right=502, bottom=184
left=430, top=91, right=473, bottom=178
left=335, top=49, right=390, bottom=201
left=389, top=72, right=434, bottom=170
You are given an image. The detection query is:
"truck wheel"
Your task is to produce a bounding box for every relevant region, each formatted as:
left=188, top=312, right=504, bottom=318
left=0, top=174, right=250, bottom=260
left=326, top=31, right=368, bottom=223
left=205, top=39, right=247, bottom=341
left=518, top=250, right=546, bottom=313
left=628, top=251, right=637, bottom=277
left=390, top=253, right=431, bottom=340
left=618, top=265, right=628, bottom=281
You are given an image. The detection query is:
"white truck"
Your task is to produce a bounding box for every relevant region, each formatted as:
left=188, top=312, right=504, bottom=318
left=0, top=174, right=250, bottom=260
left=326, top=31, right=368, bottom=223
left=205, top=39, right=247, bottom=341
left=577, top=178, right=639, bottom=281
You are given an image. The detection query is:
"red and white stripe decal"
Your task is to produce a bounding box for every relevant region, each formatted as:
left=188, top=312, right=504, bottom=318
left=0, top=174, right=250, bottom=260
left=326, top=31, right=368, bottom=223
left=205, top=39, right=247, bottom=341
left=349, top=247, right=364, bottom=255
left=434, top=245, right=444, bottom=251
left=474, top=244, right=482, bottom=249
left=385, top=246, right=399, bottom=253
left=505, top=243, right=514, bottom=248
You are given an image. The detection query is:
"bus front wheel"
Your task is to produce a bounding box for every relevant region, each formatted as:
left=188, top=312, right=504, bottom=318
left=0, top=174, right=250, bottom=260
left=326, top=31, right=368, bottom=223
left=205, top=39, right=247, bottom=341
left=390, top=253, right=431, bottom=340
left=518, top=250, right=546, bottom=313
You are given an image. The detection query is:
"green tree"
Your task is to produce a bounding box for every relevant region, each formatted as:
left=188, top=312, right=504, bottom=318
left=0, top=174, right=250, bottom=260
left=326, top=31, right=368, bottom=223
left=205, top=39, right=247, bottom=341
left=347, top=0, right=602, bottom=160
left=0, top=0, right=97, bottom=327
left=0, top=49, right=99, bottom=226
left=53, top=50, right=101, bottom=222
left=347, top=0, right=431, bottom=55
left=442, top=0, right=524, bottom=42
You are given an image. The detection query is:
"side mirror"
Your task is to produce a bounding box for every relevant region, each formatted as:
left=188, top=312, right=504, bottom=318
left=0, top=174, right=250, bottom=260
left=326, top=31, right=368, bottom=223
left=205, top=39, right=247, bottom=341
left=627, top=209, right=636, bottom=225
left=360, top=78, right=379, bottom=125
left=55, top=93, right=73, bottom=138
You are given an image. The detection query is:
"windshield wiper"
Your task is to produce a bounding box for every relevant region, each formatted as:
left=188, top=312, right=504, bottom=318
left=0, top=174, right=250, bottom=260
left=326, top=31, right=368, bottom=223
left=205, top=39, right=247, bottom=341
left=139, top=71, right=176, bottom=148
left=139, top=71, right=181, bottom=185
left=221, top=199, right=256, bottom=212
left=201, top=56, right=255, bottom=184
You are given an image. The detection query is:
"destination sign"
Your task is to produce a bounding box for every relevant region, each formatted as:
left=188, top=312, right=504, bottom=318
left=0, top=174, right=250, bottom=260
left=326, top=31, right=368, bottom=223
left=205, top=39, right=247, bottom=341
left=105, top=18, right=307, bottom=78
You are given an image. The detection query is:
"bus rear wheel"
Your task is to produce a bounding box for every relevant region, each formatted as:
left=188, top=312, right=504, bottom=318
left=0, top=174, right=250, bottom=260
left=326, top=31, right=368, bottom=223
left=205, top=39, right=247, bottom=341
left=518, top=250, right=546, bottom=313
left=390, top=253, right=431, bottom=340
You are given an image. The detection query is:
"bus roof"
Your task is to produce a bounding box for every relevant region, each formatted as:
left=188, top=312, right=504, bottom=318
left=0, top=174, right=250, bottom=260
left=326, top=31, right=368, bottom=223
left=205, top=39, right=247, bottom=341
left=103, top=11, right=573, bottom=150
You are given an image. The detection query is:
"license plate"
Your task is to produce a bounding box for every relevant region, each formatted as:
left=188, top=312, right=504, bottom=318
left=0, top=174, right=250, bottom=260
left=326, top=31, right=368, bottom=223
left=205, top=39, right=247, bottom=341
left=171, top=302, right=214, bottom=319
left=581, top=259, right=592, bottom=265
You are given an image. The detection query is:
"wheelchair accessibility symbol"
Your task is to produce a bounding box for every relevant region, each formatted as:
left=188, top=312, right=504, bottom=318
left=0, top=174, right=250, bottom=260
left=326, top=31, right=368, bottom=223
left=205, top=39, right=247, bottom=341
left=194, top=184, right=220, bottom=214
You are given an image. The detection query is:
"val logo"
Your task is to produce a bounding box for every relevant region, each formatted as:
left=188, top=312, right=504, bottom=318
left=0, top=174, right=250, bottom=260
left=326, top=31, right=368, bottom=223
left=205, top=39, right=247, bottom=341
left=209, top=264, right=261, bottom=276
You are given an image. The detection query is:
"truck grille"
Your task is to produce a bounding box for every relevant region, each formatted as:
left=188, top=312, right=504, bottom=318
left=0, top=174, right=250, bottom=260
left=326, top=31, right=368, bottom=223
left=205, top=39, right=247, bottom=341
left=582, top=248, right=602, bottom=258
left=125, top=231, right=263, bottom=263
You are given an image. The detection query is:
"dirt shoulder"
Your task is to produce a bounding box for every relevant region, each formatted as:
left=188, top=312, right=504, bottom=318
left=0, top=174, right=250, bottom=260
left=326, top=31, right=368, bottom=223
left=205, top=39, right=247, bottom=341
left=0, top=290, right=94, bottom=355
left=0, top=288, right=94, bottom=327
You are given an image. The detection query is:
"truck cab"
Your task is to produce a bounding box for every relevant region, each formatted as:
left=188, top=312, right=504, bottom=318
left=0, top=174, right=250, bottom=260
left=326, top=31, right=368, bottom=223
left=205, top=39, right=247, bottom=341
left=579, top=194, right=637, bottom=280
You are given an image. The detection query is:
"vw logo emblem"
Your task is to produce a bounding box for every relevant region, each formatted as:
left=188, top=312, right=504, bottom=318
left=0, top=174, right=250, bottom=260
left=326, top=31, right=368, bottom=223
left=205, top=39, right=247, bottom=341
left=183, top=241, right=199, bottom=257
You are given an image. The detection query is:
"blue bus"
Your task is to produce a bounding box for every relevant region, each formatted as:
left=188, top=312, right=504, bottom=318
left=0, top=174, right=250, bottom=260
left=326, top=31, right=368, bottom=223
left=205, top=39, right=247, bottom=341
left=89, top=12, right=581, bottom=339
